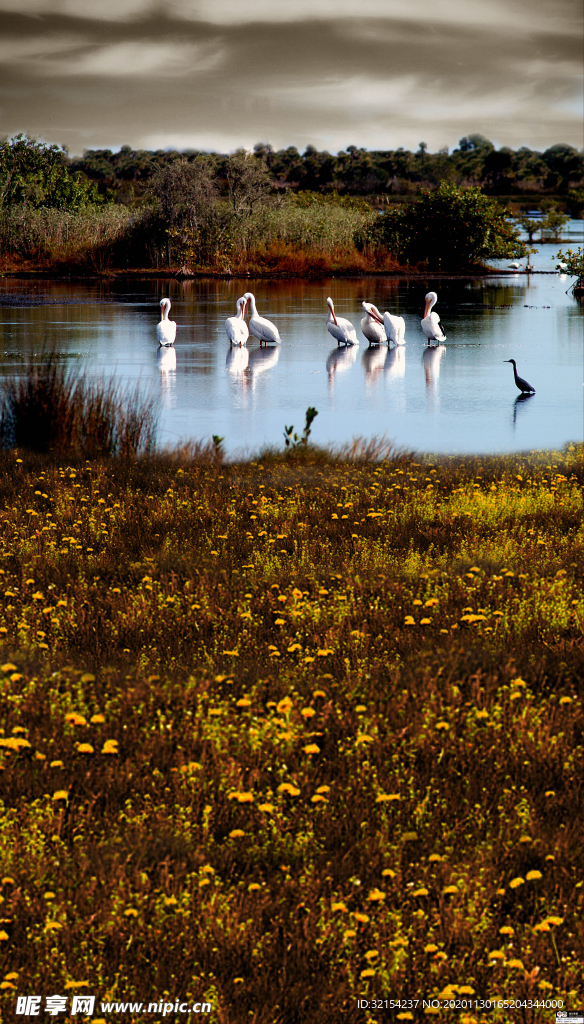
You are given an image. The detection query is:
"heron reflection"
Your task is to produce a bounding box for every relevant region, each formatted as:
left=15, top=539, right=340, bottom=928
left=512, top=391, right=535, bottom=428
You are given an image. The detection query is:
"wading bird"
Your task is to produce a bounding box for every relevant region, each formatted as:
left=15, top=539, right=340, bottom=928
left=243, top=293, right=281, bottom=345
left=326, top=297, right=358, bottom=346
left=360, top=302, right=386, bottom=345
left=225, top=296, right=249, bottom=346
left=383, top=310, right=406, bottom=346
left=505, top=359, right=535, bottom=394
left=421, top=291, right=446, bottom=344
left=157, top=298, right=176, bottom=346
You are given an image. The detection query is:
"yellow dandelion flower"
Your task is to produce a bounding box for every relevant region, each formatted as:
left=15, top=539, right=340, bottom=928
left=376, top=794, right=400, bottom=802
left=76, top=743, right=94, bottom=754
left=428, top=854, right=442, bottom=862
left=404, top=615, right=415, bottom=625
left=65, top=713, right=87, bottom=726
left=4, top=973, right=19, bottom=980
left=277, top=783, right=300, bottom=796
left=381, top=869, right=396, bottom=878
left=435, top=721, right=450, bottom=730
left=301, top=707, right=316, bottom=718
left=420, top=618, right=432, bottom=625
left=316, top=785, right=330, bottom=794
left=1, top=878, right=15, bottom=885
left=499, top=926, right=514, bottom=935
left=0, top=982, right=15, bottom=990
left=331, top=902, right=348, bottom=912
left=248, top=883, right=261, bottom=892
left=311, top=794, right=326, bottom=803
left=352, top=912, right=370, bottom=923
left=442, top=885, right=458, bottom=895
left=364, top=949, right=379, bottom=961
left=344, top=929, right=356, bottom=939
left=413, top=888, right=428, bottom=897
left=488, top=950, right=505, bottom=960
left=101, top=740, right=118, bottom=755
left=303, top=743, right=320, bottom=754
left=396, top=1013, right=413, bottom=1020
left=44, top=923, right=61, bottom=932
left=526, top=870, right=542, bottom=881
left=509, top=877, right=524, bottom=888
left=123, top=909, right=138, bottom=917
left=52, top=790, right=69, bottom=801
left=229, top=791, right=254, bottom=803
left=559, top=696, right=572, bottom=704
left=258, top=803, right=274, bottom=813
left=236, top=698, right=252, bottom=708
left=367, top=888, right=385, bottom=902
left=433, top=951, right=447, bottom=961
left=534, top=921, right=551, bottom=932
left=229, top=829, right=245, bottom=838
left=413, top=599, right=423, bottom=606
left=506, top=959, right=524, bottom=970
left=0, top=664, right=17, bottom=673
left=458, top=987, right=475, bottom=995
left=545, top=916, right=563, bottom=926
left=276, top=696, right=293, bottom=714
left=90, top=714, right=105, bottom=724
left=360, top=969, right=375, bottom=978
left=424, top=943, right=438, bottom=953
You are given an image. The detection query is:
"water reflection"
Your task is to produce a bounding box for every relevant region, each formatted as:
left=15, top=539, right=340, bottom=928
left=422, top=345, right=445, bottom=410
left=157, top=345, right=177, bottom=407
left=512, top=392, right=536, bottom=428
left=362, top=345, right=387, bottom=390
left=326, top=345, right=358, bottom=391
left=248, top=344, right=280, bottom=383
left=385, top=346, right=405, bottom=379
left=226, top=345, right=249, bottom=376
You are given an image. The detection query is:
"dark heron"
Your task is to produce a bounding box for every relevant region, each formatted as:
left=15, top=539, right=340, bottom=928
left=505, top=359, right=535, bottom=394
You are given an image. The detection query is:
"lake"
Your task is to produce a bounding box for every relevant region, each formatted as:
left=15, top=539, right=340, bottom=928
left=0, top=240, right=582, bottom=458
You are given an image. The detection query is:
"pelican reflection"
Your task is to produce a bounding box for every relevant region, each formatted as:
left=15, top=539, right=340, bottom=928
left=226, top=345, right=249, bottom=376
left=326, top=344, right=358, bottom=392
left=248, top=344, right=280, bottom=386
left=384, top=345, right=405, bottom=379
left=361, top=345, right=386, bottom=390
left=157, top=344, right=177, bottom=406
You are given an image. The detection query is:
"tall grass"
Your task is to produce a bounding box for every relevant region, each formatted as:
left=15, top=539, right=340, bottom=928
left=0, top=205, right=133, bottom=271
left=0, top=352, right=158, bottom=457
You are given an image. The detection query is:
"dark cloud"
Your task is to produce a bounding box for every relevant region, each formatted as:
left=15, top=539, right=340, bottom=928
left=0, top=0, right=581, bottom=153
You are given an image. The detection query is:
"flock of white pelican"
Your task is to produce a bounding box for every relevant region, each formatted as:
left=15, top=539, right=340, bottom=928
left=156, top=290, right=446, bottom=350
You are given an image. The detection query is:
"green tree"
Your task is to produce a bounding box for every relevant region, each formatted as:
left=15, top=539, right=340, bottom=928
left=367, top=181, right=527, bottom=268
left=0, top=133, right=100, bottom=211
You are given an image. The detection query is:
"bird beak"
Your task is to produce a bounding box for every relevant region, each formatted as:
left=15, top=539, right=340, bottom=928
left=371, top=310, right=384, bottom=325
left=423, top=300, right=432, bottom=318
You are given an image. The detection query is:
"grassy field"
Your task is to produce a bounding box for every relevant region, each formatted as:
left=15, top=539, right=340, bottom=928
left=0, top=442, right=582, bottom=1022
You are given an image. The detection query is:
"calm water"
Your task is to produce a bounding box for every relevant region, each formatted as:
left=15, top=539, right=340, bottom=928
left=0, top=241, right=582, bottom=457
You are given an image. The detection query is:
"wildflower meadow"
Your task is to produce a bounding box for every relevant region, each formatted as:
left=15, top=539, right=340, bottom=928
left=0, top=441, right=582, bottom=1022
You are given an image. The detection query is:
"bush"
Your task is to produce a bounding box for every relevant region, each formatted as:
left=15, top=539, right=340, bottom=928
left=365, top=181, right=528, bottom=269
left=0, top=353, right=158, bottom=457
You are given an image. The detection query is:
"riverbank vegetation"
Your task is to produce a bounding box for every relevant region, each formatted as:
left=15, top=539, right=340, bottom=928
left=0, top=384, right=582, bottom=1017
left=1, top=134, right=581, bottom=277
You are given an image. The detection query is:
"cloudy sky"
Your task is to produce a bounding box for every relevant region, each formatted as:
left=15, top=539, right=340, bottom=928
left=0, top=0, right=582, bottom=156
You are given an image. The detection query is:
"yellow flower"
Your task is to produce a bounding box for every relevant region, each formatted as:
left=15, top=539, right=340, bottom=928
left=435, top=721, right=450, bottom=730
left=424, top=943, right=438, bottom=953
left=229, top=791, right=254, bottom=803
left=360, top=969, right=375, bottom=978
left=376, top=794, right=400, bottom=802
left=352, top=912, right=370, bottom=923
left=381, top=869, right=396, bottom=878
left=65, top=713, right=87, bottom=726
left=506, top=959, right=524, bottom=970
left=90, top=714, right=105, bottom=724
left=248, top=883, right=261, bottom=892
left=545, top=916, right=563, bottom=926
left=52, top=790, right=69, bottom=801
left=367, top=888, right=385, bottom=902
left=301, top=707, right=316, bottom=718
left=488, top=950, right=505, bottom=960
left=509, top=877, right=524, bottom=888
left=236, top=698, right=251, bottom=708
left=303, top=744, right=320, bottom=754
left=76, top=743, right=94, bottom=754
left=258, top=803, right=274, bottom=813
left=534, top=921, right=551, bottom=932
left=404, top=615, right=415, bottom=626
left=442, top=885, right=458, bottom=895
left=499, top=926, right=514, bottom=935
left=412, top=888, right=428, bottom=897
left=101, top=740, right=118, bottom=755
left=229, top=829, right=245, bottom=838
left=276, top=696, right=293, bottom=714
left=124, top=909, right=138, bottom=917
left=364, top=949, right=379, bottom=961
left=277, top=783, right=300, bottom=796
left=559, top=696, right=572, bottom=705
left=526, top=870, right=542, bottom=881
left=316, top=785, right=330, bottom=794
left=331, top=902, right=348, bottom=912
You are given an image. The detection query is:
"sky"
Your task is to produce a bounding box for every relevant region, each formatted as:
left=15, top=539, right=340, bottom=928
left=0, top=0, right=582, bottom=156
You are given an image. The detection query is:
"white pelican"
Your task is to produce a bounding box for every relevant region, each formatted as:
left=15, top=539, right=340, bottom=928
left=508, top=261, right=522, bottom=271
left=225, top=296, right=249, bottom=346
left=243, top=292, right=281, bottom=345
left=504, top=359, right=535, bottom=394
left=157, top=298, right=176, bottom=346
left=383, top=311, right=406, bottom=347
left=360, top=302, right=386, bottom=345
left=421, top=291, right=446, bottom=344
left=326, top=297, right=358, bottom=346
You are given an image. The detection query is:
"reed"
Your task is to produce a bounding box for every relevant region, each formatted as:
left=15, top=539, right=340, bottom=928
left=0, top=352, right=158, bottom=457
